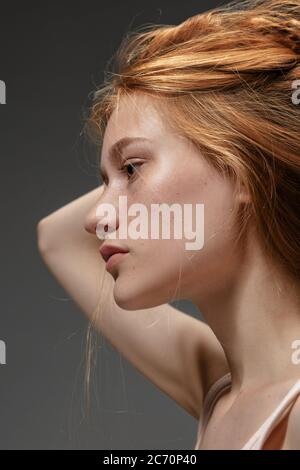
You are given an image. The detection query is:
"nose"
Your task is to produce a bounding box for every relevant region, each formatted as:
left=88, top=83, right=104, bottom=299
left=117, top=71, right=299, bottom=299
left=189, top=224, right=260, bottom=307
left=84, top=198, right=117, bottom=237
left=84, top=206, right=109, bottom=235
left=84, top=208, right=100, bottom=235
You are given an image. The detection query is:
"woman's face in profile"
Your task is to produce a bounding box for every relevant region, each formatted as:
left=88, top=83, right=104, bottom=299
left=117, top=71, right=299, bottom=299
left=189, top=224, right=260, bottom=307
left=89, top=92, right=245, bottom=310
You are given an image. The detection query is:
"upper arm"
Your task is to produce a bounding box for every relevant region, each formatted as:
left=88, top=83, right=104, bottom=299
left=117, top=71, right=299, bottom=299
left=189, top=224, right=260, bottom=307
left=124, top=303, right=230, bottom=421
left=37, top=216, right=229, bottom=421
left=183, top=319, right=230, bottom=419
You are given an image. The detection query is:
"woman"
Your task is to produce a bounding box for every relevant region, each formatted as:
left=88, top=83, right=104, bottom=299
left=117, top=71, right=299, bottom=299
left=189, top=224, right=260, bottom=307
left=37, top=0, right=300, bottom=449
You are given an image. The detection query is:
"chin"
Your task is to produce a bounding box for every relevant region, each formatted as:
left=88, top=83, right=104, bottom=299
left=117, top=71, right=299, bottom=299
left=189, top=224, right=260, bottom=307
left=112, top=285, right=160, bottom=311
left=113, top=285, right=142, bottom=311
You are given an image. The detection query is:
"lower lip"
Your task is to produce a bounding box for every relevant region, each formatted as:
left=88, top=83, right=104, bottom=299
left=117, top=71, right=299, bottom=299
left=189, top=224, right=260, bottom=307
left=105, top=252, right=129, bottom=271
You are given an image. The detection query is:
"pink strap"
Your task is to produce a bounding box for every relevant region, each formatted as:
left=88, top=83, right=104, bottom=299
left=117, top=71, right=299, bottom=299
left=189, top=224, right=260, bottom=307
left=242, top=379, right=300, bottom=450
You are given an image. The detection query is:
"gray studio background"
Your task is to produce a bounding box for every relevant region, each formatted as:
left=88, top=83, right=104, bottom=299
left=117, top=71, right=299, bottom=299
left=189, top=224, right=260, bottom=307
left=0, top=0, right=221, bottom=449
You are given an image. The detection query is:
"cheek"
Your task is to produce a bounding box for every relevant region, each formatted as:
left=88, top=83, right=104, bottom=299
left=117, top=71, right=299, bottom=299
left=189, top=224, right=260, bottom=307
left=204, top=186, right=235, bottom=239
left=153, top=168, right=236, bottom=253
left=126, top=169, right=236, bottom=267
left=159, top=175, right=239, bottom=288
left=119, top=238, right=184, bottom=294
left=117, top=165, right=238, bottom=292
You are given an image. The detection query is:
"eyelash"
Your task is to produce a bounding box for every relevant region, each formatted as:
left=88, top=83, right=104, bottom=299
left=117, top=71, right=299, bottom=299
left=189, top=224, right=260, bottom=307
left=119, top=160, right=143, bottom=180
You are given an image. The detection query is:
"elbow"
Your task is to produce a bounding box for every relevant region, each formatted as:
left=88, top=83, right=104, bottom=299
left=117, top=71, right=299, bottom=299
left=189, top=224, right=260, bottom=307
left=36, top=218, right=51, bottom=257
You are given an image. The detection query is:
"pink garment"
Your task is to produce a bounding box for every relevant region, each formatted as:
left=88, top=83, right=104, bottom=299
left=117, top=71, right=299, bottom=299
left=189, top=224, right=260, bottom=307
left=194, top=372, right=300, bottom=450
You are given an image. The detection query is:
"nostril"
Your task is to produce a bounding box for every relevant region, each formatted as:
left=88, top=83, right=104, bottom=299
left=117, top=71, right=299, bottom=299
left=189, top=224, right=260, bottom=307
left=95, top=222, right=109, bottom=240
left=84, top=219, right=109, bottom=236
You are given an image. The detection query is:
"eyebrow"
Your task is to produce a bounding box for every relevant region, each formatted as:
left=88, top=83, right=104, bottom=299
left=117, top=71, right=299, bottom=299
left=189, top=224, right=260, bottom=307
left=99, top=136, right=151, bottom=182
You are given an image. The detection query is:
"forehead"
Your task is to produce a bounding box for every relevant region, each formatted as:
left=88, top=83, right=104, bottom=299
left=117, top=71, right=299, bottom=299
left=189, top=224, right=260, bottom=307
left=101, top=93, right=168, bottom=159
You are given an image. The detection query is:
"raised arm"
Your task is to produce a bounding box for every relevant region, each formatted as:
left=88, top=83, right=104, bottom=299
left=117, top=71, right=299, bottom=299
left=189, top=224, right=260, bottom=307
left=36, top=185, right=229, bottom=419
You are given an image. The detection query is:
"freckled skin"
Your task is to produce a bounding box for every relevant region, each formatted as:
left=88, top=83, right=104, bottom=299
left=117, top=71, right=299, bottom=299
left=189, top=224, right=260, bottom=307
left=54, top=91, right=300, bottom=449
left=96, top=93, right=246, bottom=311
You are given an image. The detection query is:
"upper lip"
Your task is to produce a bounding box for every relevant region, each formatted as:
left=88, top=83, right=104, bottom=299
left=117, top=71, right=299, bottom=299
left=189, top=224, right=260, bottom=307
left=99, top=244, right=129, bottom=262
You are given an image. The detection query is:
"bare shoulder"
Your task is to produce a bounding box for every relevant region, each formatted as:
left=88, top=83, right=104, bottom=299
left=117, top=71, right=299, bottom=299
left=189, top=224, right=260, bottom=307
left=282, top=394, right=300, bottom=450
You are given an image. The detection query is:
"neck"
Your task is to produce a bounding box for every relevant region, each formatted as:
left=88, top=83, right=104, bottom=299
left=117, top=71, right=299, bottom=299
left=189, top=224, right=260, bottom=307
left=193, top=234, right=300, bottom=395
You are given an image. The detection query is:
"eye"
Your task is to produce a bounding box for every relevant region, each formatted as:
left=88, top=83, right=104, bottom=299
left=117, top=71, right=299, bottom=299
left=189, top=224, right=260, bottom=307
left=119, top=160, right=143, bottom=181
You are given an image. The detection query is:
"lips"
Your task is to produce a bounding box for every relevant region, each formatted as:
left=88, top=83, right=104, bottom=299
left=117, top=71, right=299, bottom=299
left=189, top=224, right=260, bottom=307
left=99, top=244, right=129, bottom=263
